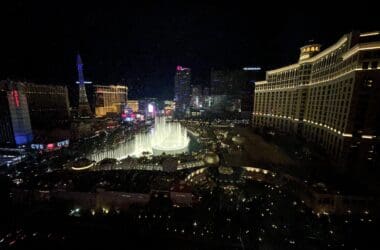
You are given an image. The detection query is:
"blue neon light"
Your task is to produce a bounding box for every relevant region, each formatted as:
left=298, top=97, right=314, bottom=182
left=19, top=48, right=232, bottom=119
left=14, top=133, right=33, bottom=145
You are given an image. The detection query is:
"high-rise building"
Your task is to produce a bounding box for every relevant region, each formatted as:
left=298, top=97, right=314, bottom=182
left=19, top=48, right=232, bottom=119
left=76, top=54, right=92, bottom=118
left=127, top=100, right=139, bottom=113
left=210, top=68, right=259, bottom=113
left=0, top=80, right=71, bottom=148
left=203, top=87, right=210, bottom=96
left=138, top=98, right=157, bottom=119
left=23, top=83, right=70, bottom=130
left=174, top=66, right=191, bottom=113
left=0, top=81, right=33, bottom=147
left=253, top=31, right=380, bottom=175
left=210, top=69, right=228, bottom=95
left=190, top=85, right=202, bottom=109
left=94, top=85, right=128, bottom=117
left=191, top=85, right=202, bottom=96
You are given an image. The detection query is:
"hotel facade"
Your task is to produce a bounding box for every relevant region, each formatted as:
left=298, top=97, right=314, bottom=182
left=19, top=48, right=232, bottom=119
left=253, top=31, right=380, bottom=172
left=94, top=85, right=128, bottom=117
left=0, top=80, right=71, bottom=147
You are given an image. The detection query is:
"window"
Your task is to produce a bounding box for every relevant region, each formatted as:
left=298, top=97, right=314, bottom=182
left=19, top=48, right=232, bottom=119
left=362, top=62, right=369, bottom=69
left=371, top=61, right=378, bottom=69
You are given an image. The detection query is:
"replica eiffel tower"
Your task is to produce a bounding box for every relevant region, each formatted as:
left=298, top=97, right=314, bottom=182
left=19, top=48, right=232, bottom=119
left=76, top=54, right=92, bottom=118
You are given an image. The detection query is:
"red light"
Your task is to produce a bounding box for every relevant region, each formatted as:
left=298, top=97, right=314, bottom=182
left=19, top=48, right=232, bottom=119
left=47, top=143, right=54, bottom=149
left=176, top=65, right=183, bottom=71
left=121, top=113, right=127, bottom=118
left=12, top=90, right=20, bottom=107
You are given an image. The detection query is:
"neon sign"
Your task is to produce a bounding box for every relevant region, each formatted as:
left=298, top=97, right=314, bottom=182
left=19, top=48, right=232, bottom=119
left=12, top=90, right=20, bottom=107
left=243, top=67, right=261, bottom=71
left=31, top=144, right=44, bottom=150
left=176, top=66, right=190, bottom=71
left=148, top=103, right=154, bottom=113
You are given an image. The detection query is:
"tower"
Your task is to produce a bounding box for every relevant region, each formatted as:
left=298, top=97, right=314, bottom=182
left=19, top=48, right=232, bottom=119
left=174, top=66, right=191, bottom=114
left=77, top=54, right=92, bottom=118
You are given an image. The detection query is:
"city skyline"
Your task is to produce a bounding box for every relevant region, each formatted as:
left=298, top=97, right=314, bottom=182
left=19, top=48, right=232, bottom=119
left=1, top=2, right=380, bottom=249
left=1, top=1, right=379, bottom=99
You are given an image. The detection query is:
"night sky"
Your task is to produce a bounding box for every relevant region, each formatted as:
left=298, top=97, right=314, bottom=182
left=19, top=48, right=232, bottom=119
left=0, top=1, right=379, bottom=99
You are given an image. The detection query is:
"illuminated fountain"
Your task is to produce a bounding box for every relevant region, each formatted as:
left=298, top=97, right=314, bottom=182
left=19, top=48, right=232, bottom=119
left=132, top=132, right=152, bottom=156
left=151, top=117, right=190, bottom=155
left=88, top=117, right=190, bottom=161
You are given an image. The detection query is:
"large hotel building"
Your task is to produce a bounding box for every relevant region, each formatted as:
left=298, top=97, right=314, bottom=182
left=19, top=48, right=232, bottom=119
left=0, top=80, right=70, bottom=147
left=253, top=31, right=380, bottom=173
left=174, top=66, right=191, bottom=114
left=94, top=85, right=128, bottom=117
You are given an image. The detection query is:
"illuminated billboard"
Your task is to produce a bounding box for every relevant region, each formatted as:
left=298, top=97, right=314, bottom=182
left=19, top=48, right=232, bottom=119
left=148, top=103, right=154, bottom=113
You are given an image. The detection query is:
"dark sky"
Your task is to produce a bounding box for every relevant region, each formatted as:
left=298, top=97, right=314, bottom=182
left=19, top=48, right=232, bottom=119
left=0, top=1, right=379, bottom=99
